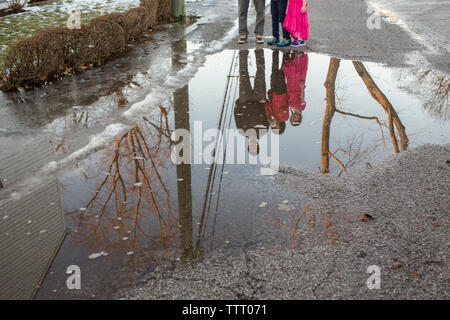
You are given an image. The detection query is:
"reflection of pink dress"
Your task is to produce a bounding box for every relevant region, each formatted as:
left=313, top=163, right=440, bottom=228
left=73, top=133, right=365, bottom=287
left=283, top=54, right=308, bottom=110
left=283, top=0, right=309, bottom=41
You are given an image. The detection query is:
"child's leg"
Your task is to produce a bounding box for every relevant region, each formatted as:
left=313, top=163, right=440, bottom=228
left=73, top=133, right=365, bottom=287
left=270, top=0, right=280, bottom=39
left=278, top=0, right=290, bottom=41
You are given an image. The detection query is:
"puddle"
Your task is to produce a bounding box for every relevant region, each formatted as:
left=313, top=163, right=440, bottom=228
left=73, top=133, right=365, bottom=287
left=1, top=46, right=449, bottom=299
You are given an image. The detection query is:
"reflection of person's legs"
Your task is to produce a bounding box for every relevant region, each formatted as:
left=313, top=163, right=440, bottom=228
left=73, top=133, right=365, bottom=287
left=238, top=50, right=252, bottom=104
left=270, top=51, right=287, bottom=94
left=278, top=55, right=288, bottom=94
left=248, top=136, right=260, bottom=156
left=282, top=51, right=290, bottom=66
left=270, top=50, right=280, bottom=90
left=239, top=0, right=250, bottom=36
left=253, top=49, right=266, bottom=102
left=254, top=0, right=265, bottom=36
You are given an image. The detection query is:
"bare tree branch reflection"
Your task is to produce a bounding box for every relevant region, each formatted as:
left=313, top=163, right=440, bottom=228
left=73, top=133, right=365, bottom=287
left=334, top=108, right=388, bottom=150
left=68, top=110, right=176, bottom=282
left=416, top=70, right=449, bottom=120
left=321, top=58, right=410, bottom=173
left=268, top=203, right=345, bottom=248
left=353, top=61, right=409, bottom=152
left=290, top=204, right=311, bottom=248
left=321, top=58, right=340, bottom=173
left=334, top=135, right=378, bottom=177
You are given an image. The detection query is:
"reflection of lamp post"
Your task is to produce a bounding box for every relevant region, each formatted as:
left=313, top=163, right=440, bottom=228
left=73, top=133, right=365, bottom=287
left=172, top=39, right=193, bottom=262
left=172, top=0, right=185, bottom=19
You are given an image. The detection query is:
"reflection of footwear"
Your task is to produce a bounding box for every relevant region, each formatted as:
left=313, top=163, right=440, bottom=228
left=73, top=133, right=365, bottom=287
left=277, top=39, right=292, bottom=47
left=256, top=35, right=264, bottom=44
left=240, top=49, right=249, bottom=56
left=238, top=35, right=248, bottom=44
left=267, top=37, right=279, bottom=45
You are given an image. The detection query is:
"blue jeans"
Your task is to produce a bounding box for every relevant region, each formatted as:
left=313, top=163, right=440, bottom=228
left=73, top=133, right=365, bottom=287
left=271, top=0, right=289, bottom=40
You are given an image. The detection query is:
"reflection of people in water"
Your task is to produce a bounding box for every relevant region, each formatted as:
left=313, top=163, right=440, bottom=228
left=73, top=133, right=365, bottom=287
left=235, top=49, right=269, bottom=155
left=265, top=50, right=290, bottom=135
left=283, top=52, right=308, bottom=127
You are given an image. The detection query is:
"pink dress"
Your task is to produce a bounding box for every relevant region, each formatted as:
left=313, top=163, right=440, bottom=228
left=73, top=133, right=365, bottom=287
left=283, top=53, right=309, bottom=110
left=283, top=0, right=309, bottom=41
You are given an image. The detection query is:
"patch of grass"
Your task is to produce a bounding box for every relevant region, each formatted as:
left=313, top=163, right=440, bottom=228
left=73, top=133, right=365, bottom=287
left=0, top=0, right=140, bottom=68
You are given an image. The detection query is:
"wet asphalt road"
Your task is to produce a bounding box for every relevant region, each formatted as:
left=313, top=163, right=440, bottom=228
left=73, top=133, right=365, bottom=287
left=1, top=0, right=447, bottom=300
left=119, top=143, right=450, bottom=299
left=232, top=0, right=450, bottom=75
left=116, top=0, right=450, bottom=299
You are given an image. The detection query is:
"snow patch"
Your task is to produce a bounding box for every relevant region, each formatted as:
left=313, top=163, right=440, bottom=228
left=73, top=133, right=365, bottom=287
left=59, top=123, right=131, bottom=167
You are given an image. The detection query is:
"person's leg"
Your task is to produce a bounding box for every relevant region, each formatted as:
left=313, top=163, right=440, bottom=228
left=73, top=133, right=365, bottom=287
left=238, top=50, right=252, bottom=104
left=239, top=0, right=250, bottom=36
left=253, top=0, right=265, bottom=36
left=275, top=0, right=291, bottom=46
left=253, top=49, right=266, bottom=102
left=270, top=0, right=279, bottom=39
left=278, top=0, right=290, bottom=40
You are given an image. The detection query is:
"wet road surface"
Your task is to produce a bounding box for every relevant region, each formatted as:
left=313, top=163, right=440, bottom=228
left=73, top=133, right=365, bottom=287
left=0, top=0, right=449, bottom=299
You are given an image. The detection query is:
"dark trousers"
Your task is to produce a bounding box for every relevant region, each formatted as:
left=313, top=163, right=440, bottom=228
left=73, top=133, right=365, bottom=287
left=270, top=50, right=288, bottom=95
left=271, top=0, right=289, bottom=40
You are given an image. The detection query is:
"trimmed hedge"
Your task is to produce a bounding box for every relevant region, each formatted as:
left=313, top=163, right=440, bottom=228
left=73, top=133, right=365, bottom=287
left=1, top=0, right=171, bottom=91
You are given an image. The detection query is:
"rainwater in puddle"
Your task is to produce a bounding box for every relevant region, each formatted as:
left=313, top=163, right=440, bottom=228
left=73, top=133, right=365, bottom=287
left=1, top=45, right=449, bottom=299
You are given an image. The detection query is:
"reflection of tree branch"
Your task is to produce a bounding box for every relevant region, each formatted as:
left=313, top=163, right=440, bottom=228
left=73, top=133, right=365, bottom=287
left=290, top=204, right=311, bottom=248
left=128, top=128, right=166, bottom=232
left=387, top=106, right=399, bottom=153
left=416, top=70, right=449, bottom=120
left=72, top=111, right=89, bottom=128
left=335, top=108, right=388, bottom=151
left=143, top=114, right=175, bottom=157
left=69, top=123, right=175, bottom=280
left=328, top=151, right=347, bottom=174
left=283, top=205, right=342, bottom=248
left=85, top=132, right=128, bottom=211
left=335, top=108, right=385, bottom=125
left=134, top=126, right=170, bottom=207
left=335, top=136, right=375, bottom=177
left=353, top=61, right=409, bottom=152
left=321, top=58, right=341, bottom=173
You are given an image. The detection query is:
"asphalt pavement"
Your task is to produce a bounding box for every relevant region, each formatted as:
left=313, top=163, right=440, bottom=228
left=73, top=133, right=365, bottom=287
left=231, top=0, right=450, bottom=75
left=116, top=0, right=450, bottom=299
